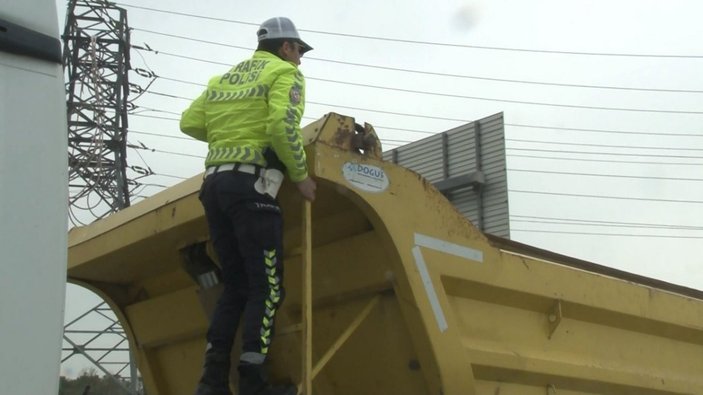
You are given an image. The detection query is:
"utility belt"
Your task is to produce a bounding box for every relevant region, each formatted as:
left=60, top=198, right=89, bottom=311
left=204, top=163, right=263, bottom=178
left=204, top=162, right=284, bottom=199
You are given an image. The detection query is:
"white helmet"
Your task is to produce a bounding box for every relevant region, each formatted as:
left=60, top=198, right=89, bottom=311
left=257, top=17, right=313, bottom=54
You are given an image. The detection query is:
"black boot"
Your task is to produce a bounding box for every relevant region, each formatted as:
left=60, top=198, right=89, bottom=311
left=193, top=349, right=232, bottom=395
left=238, top=363, right=296, bottom=395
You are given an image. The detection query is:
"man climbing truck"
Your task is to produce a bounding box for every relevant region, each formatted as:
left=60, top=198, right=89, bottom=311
left=180, top=17, right=315, bottom=395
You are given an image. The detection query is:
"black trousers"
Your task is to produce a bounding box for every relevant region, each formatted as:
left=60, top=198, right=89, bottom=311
left=199, top=170, right=285, bottom=364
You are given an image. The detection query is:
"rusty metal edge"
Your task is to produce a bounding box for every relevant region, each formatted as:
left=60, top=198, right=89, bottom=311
left=484, top=233, right=703, bottom=301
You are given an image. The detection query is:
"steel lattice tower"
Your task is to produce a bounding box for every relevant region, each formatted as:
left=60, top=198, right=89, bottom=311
left=63, top=0, right=131, bottom=225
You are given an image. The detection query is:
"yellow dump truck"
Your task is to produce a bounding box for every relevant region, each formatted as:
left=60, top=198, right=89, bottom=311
left=68, top=113, right=703, bottom=395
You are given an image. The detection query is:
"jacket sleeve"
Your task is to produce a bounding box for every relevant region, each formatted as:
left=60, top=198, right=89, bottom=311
left=266, top=68, right=308, bottom=183
left=180, top=90, right=208, bottom=142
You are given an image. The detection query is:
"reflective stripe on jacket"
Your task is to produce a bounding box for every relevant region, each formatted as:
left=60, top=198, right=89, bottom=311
left=180, top=50, right=308, bottom=182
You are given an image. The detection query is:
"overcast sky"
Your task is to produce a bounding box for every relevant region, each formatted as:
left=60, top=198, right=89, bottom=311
left=59, top=0, right=703, bottom=378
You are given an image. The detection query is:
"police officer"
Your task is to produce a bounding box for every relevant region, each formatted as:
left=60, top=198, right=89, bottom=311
left=180, top=17, right=316, bottom=395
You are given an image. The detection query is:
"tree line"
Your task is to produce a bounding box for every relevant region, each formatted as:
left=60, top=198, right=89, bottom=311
left=59, top=368, right=143, bottom=395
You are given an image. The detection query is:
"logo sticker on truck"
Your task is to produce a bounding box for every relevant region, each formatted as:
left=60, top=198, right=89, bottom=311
left=342, top=162, right=389, bottom=193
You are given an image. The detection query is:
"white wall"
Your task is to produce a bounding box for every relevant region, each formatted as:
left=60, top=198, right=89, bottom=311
left=0, top=1, right=68, bottom=394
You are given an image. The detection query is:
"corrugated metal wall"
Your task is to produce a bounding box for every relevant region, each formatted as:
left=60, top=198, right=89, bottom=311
left=382, top=112, right=509, bottom=238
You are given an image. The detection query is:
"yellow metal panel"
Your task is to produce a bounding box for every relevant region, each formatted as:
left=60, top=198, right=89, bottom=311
left=270, top=295, right=430, bottom=395
left=146, top=336, right=207, bottom=395
left=132, top=269, right=195, bottom=299
left=309, top=134, right=481, bottom=394
left=68, top=175, right=204, bottom=249
left=125, top=286, right=208, bottom=348
left=281, top=230, right=392, bottom=307
left=451, top=295, right=703, bottom=393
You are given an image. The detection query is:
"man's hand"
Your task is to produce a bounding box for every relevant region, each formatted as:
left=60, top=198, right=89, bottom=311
left=296, top=177, right=317, bottom=202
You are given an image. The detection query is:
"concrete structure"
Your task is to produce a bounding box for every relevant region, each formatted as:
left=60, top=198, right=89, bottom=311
left=0, top=1, right=67, bottom=393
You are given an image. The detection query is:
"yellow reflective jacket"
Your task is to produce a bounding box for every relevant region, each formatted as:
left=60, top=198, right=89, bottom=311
left=180, top=50, right=308, bottom=182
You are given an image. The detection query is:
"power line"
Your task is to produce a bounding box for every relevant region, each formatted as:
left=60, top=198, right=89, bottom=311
left=380, top=138, right=412, bottom=144
left=138, top=79, right=432, bottom=122
left=139, top=50, right=703, bottom=115
left=510, top=189, right=703, bottom=204
left=129, top=129, right=192, bottom=141
left=370, top=124, right=433, bottom=135
left=312, top=97, right=702, bottom=123
left=129, top=116, right=340, bottom=141
left=131, top=48, right=703, bottom=133
left=134, top=88, right=698, bottom=145
left=507, top=147, right=703, bottom=160
left=130, top=130, right=703, bottom=180
left=134, top=82, right=465, bottom=124
left=311, top=59, right=703, bottom=93
left=511, top=229, right=703, bottom=239
left=129, top=127, right=411, bottom=150
left=131, top=106, right=181, bottom=116
left=507, top=138, right=703, bottom=152
left=310, top=66, right=703, bottom=95
left=130, top=143, right=206, bottom=159
left=152, top=172, right=189, bottom=180
left=134, top=181, right=170, bottom=189
left=128, top=50, right=703, bottom=149
left=141, top=81, right=701, bottom=140
left=306, top=100, right=471, bottom=122
left=150, top=148, right=204, bottom=159
left=130, top=113, right=180, bottom=122
left=507, top=154, right=703, bottom=167
left=308, top=78, right=703, bottom=115
left=130, top=98, right=431, bottom=140
left=509, top=168, right=703, bottom=182
left=155, top=50, right=230, bottom=66
left=507, top=123, right=703, bottom=138
left=512, top=214, right=703, bottom=230
left=132, top=28, right=703, bottom=94
left=142, top=88, right=436, bottom=135
left=132, top=92, right=700, bottom=150
left=146, top=90, right=193, bottom=101
left=118, top=3, right=703, bottom=59
left=137, top=90, right=703, bottom=138
left=130, top=133, right=703, bottom=194
left=134, top=28, right=252, bottom=51
left=125, top=124, right=703, bottom=203
left=158, top=75, right=206, bottom=87
left=131, top=129, right=703, bottom=183
left=117, top=4, right=259, bottom=26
